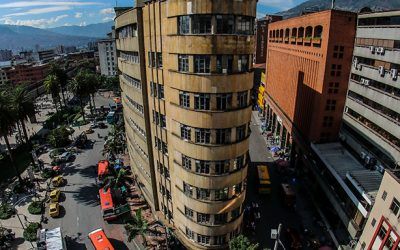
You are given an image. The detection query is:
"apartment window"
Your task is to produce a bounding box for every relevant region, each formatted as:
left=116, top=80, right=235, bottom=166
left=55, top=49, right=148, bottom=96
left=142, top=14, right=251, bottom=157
left=215, top=161, right=229, bottom=175
left=371, top=218, right=376, bottom=227
left=185, top=206, right=194, bottom=218
left=382, top=191, right=387, bottom=200
left=236, top=16, right=252, bottom=35
left=195, top=160, right=210, bottom=174
left=216, top=129, right=231, bottom=144
left=214, top=235, right=226, bottom=245
left=214, top=213, right=228, bottom=225
left=197, top=234, right=210, bottom=245
left=216, top=55, right=223, bottom=73
left=179, top=16, right=190, bottom=34
left=196, top=188, right=210, bottom=200
left=390, top=198, right=400, bottom=215
left=179, top=91, right=190, bottom=108
left=215, top=187, right=229, bottom=200
left=166, top=189, right=171, bottom=200
left=233, top=183, right=243, bottom=195
left=164, top=167, right=170, bottom=179
left=325, top=99, right=337, bottom=111
left=322, top=116, right=334, bottom=127
left=227, top=55, right=233, bottom=73
left=182, top=155, right=192, bottom=170
left=216, top=93, right=232, bottom=110
left=237, top=91, right=248, bottom=108
left=178, top=55, right=189, bottom=72
left=197, top=213, right=210, bottom=224
left=333, top=45, right=344, bottom=59
left=194, top=55, right=210, bottom=73
left=195, top=128, right=211, bottom=143
left=183, top=182, right=194, bottom=197
left=330, top=64, right=342, bottom=77
left=157, top=52, right=163, bottom=68
left=236, top=125, right=246, bottom=141
left=148, top=52, right=156, bottom=67
left=378, top=226, right=387, bottom=239
left=160, top=184, right=165, bottom=195
left=233, top=155, right=244, bottom=170
left=238, top=55, right=249, bottom=72
left=328, top=82, right=339, bottom=94
left=185, top=227, right=194, bottom=239
left=194, top=93, right=210, bottom=110
left=216, top=15, right=235, bottom=34
left=180, top=125, right=191, bottom=141
left=192, top=15, right=212, bottom=34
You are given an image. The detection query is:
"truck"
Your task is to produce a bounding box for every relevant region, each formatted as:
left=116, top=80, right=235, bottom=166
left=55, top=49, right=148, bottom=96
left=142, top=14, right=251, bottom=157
left=37, top=227, right=67, bottom=250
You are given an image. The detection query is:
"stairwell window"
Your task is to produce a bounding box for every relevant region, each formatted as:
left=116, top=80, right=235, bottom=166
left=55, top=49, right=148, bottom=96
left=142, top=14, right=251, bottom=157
left=185, top=227, right=194, bottom=239
left=197, top=234, right=210, bottom=245
left=236, top=125, right=246, bottom=141
left=237, top=91, right=248, bottom=108
left=195, top=160, right=210, bottom=174
left=179, top=16, right=191, bottom=34
left=185, top=206, right=194, bottom=218
left=182, top=155, right=192, bottom=170
left=215, top=187, right=229, bottom=201
left=180, top=125, right=191, bottom=141
left=215, top=160, right=230, bottom=175
left=178, top=55, right=189, bottom=72
left=236, top=16, right=253, bottom=35
left=194, top=93, right=210, bottom=110
left=216, top=129, right=231, bottom=144
left=238, top=55, right=249, bottom=72
left=216, top=93, right=232, bottom=110
left=195, top=128, right=211, bottom=143
left=179, top=91, right=190, bottom=108
left=192, top=15, right=212, bottom=34
left=216, top=15, right=235, bottom=34
left=197, top=188, right=210, bottom=200
left=183, top=182, right=194, bottom=197
left=194, top=55, right=210, bottom=73
left=156, top=52, right=163, bottom=68
left=197, top=213, right=210, bottom=224
left=233, top=155, right=244, bottom=170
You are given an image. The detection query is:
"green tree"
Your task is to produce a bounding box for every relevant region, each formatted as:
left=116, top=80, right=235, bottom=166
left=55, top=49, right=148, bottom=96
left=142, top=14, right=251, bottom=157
left=229, top=235, right=259, bottom=250
left=68, top=71, right=90, bottom=122
left=11, top=85, right=35, bottom=143
left=125, top=209, right=148, bottom=242
left=0, top=91, right=23, bottom=183
left=48, top=63, right=69, bottom=107
left=47, top=126, right=73, bottom=148
left=44, top=74, right=61, bottom=112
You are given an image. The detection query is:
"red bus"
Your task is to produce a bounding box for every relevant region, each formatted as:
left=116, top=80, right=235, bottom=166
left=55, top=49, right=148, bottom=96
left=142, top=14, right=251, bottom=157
left=98, top=160, right=109, bottom=180
left=99, top=188, right=117, bottom=221
left=88, top=228, right=114, bottom=250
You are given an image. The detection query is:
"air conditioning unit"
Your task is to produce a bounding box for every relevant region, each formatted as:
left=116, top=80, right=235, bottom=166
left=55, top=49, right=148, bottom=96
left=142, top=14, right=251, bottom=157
left=364, top=79, right=370, bottom=86
left=379, top=66, right=385, bottom=76
left=369, top=46, right=375, bottom=53
left=222, top=68, right=227, bottom=74
left=391, top=69, right=398, bottom=80
left=353, top=58, right=358, bottom=68
left=376, top=47, right=385, bottom=54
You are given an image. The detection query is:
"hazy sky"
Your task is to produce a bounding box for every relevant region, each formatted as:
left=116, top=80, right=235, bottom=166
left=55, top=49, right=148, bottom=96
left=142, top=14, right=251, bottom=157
left=0, top=0, right=308, bottom=28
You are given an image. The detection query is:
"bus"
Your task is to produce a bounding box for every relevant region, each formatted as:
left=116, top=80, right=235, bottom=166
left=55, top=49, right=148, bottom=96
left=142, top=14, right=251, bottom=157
left=106, top=111, right=116, bottom=124
left=257, top=165, right=271, bottom=194
left=99, top=188, right=117, bottom=221
left=88, top=228, right=114, bottom=250
left=97, top=160, right=109, bottom=181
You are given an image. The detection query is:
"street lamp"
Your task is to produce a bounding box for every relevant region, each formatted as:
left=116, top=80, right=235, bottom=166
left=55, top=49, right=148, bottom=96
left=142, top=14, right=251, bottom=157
left=14, top=194, right=35, bottom=248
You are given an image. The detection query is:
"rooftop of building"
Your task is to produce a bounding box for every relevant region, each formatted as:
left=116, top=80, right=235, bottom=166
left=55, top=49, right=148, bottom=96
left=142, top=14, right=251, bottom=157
left=387, top=169, right=400, bottom=183
left=359, top=9, right=400, bottom=18
left=312, top=142, right=383, bottom=203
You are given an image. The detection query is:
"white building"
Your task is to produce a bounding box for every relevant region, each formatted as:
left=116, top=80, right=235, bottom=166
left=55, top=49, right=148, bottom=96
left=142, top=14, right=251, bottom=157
left=98, top=28, right=117, bottom=77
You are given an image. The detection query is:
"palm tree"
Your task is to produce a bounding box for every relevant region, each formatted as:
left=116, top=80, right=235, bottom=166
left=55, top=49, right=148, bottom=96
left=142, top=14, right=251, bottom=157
left=48, top=63, right=68, bottom=107
left=11, top=85, right=35, bottom=143
left=125, top=209, right=148, bottom=243
left=44, top=75, right=61, bottom=112
left=68, top=71, right=90, bottom=122
left=0, top=91, right=23, bottom=183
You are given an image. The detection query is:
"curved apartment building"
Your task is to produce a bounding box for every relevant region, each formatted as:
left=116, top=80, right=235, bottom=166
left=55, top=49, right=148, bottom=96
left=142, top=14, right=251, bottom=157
left=115, top=1, right=256, bottom=248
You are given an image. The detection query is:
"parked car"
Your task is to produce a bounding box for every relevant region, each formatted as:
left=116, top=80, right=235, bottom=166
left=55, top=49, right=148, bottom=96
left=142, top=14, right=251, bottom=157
left=90, top=122, right=98, bottom=129
left=52, top=176, right=64, bottom=187
left=49, top=189, right=61, bottom=202
left=49, top=203, right=60, bottom=217
left=59, top=152, right=73, bottom=162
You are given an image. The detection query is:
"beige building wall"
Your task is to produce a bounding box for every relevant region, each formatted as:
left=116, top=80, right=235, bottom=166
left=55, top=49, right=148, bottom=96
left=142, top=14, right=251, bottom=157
left=356, top=171, right=400, bottom=250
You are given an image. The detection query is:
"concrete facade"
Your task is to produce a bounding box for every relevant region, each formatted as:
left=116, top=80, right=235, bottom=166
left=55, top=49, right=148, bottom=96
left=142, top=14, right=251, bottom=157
left=342, top=10, right=400, bottom=171
left=98, top=28, right=117, bottom=77
left=356, top=171, right=400, bottom=250
left=115, top=1, right=256, bottom=248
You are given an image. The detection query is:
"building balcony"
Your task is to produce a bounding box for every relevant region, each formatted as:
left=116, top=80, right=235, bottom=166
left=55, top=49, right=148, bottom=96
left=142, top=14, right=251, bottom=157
left=354, top=46, right=400, bottom=65
left=117, top=58, right=141, bottom=78
left=343, top=113, right=400, bottom=161
left=345, top=97, right=400, bottom=138
left=352, top=64, right=399, bottom=89
left=312, top=38, right=322, bottom=46
left=303, top=37, right=312, bottom=44
left=356, top=26, right=400, bottom=41
left=348, top=80, right=400, bottom=114
left=290, top=37, right=296, bottom=44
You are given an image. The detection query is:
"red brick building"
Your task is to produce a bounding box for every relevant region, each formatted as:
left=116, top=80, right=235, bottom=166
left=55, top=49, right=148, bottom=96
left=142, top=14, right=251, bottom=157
left=6, top=63, right=49, bottom=85
left=263, top=10, right=356, bottom=154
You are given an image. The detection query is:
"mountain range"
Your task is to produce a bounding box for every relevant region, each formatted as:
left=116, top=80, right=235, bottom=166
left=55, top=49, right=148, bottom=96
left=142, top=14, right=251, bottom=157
left=0, top=21, right=114, bottom=51
left=278, top=0, right=400, bottom=18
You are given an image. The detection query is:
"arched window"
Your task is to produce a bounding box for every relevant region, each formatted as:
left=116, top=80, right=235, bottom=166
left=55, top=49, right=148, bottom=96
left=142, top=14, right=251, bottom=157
left=305, top=26, right=313, bottom=38
left=285, top=28, right=290, bottom=37
left=280, top=29, right=284, bottom=38
left=298, top=27, right=304, bottom=38
left=269, top=30, right=273, bottom=38
left=291, top=28, right=297, bottom=38
left=314, top=25, right=323, bottom=38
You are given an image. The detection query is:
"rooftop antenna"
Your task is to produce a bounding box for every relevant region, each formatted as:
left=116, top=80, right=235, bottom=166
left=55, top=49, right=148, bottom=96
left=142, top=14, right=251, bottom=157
left=115, top=0, right=118, bottom=7
left=331, top=0, right=335, bottom=9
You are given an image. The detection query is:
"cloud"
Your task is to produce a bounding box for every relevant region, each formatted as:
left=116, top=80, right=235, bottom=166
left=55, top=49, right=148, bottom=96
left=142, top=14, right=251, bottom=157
left=258, top=0, right=295, bottom=10
left=102, top=16, right=114, bottom=22
left=1, top=14, right=69, bottom=28
left=75, top=12, right=83, bottom=18
left=100, top=8, right=114, bottom=15
left=0, top=1, right=102, bottom=8
left=79, top=21, right=86, bottom=26
left=4, top=6, right=71, bottom=17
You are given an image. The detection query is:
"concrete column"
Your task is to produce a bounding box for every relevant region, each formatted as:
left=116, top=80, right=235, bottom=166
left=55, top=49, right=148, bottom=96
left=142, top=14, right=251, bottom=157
left=189, top=55, right=194, bottom=73
left=210, top=55, right=217, bottom=73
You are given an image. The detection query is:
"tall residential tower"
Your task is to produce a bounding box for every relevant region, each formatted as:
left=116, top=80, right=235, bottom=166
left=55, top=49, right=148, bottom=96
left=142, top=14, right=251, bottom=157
left=115, top=0, right=256, bottom=248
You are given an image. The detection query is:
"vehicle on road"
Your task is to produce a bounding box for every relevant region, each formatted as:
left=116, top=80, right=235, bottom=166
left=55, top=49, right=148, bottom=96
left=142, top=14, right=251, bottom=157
left=98, top=160, right=109, bottom=181
left=85, top=128, right=94, bottom=134
left=37, top=227, right=67, bottom=250
left=49, top=148, right=66, bottom=159
left=59, top=152, right=73, bottom=162
left=281, top=183, right=296, bottom=207
left=99, top=188, right=117, bottom=221
left=49, top=189, right=61, bottom=202
left=106, top=111, right=116, bottom=124
left=90, top=122, right=98, bottom=129
left=257, top=165, right=272, bottom=194
left=49, top=203, right=60, bottom=217
left=52, top=176, right=64, bottom=187
left=88, top=228, right=114, bottom=250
